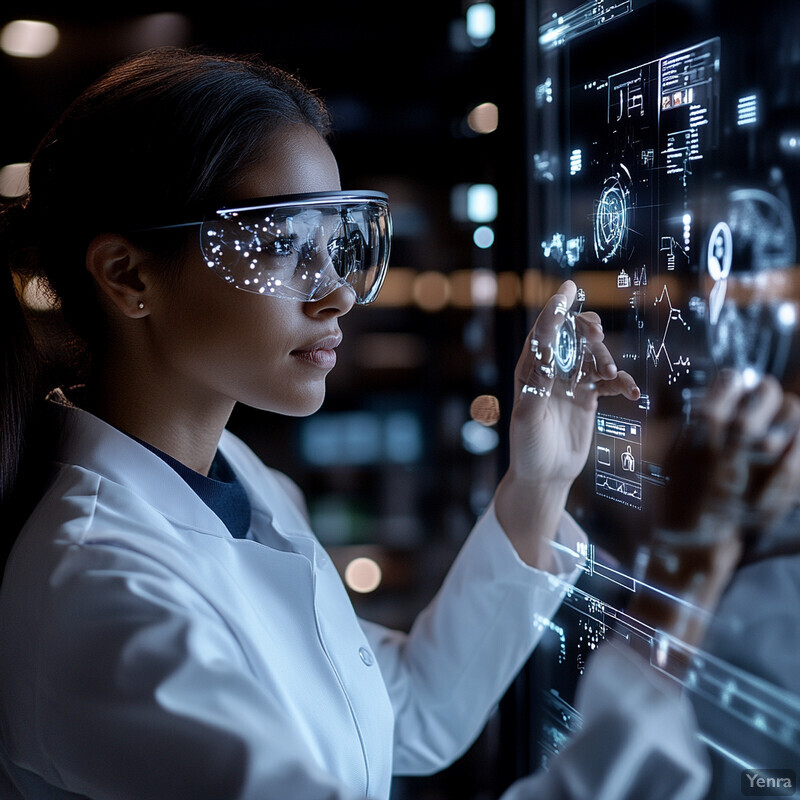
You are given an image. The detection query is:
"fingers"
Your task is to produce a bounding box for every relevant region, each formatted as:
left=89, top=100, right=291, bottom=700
left=574, top=316, right=640, bottom=398
left=730, top=375, right=784, bottom=446
left=699, top=372, right=785, bottom=453
left=695, top=370, right=752, bottom=451
left=580, top=337, right=618, bottom=382
left=752, top=434, right=800, bottom=514
left=594, top=370, right=641, bottom=401
left=757, top=392, right=800, bottom=460
left=576, top=305, right=642, bottom=395
left=575, top=310, right=603, bottom=337
left=530, top=281, right=577, bottom=359
left=516, top=282, right=642, bottom=404
left=685, top=372, right=800, bottom=528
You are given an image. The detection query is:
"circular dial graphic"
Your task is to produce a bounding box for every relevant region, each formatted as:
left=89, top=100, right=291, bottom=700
left=594, top=165, right=632, bottom=263
left=555, top=314, right=579, bottom=376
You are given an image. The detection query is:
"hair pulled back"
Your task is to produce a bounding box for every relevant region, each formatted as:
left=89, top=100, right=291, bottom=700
left=0, top=46, right=331, bottom=540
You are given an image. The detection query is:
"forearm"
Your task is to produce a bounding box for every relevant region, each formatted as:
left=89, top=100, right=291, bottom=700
left=368, top=502, right=585, bottom=775
left=628, top=519, right=743, bottom=649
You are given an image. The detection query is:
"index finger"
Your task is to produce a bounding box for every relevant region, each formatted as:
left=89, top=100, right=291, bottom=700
left=532, top=280, right=577, bottom=351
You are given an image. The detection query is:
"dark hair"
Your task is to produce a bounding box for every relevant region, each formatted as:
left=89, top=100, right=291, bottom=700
left=0, top=46, right=331, bottom=547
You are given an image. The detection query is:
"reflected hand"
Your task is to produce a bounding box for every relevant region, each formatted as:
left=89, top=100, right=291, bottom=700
left=632, top=371, right=800, bottom=646
left=662, top=371, right=800, bottom=533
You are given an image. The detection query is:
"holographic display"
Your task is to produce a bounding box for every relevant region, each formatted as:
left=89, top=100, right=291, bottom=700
left=526, top=0, right=800, bottom=794
left=594, top=413, right=642, bottom=509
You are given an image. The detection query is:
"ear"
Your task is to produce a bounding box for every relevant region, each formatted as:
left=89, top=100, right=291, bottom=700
left=85, top=233, right=149, bottom=318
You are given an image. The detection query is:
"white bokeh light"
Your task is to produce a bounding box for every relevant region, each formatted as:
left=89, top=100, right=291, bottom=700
left=0, top=20, right=59, bottom=58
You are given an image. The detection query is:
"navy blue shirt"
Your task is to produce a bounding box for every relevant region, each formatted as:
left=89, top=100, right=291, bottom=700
left=134, top=437, right=252, bottom=539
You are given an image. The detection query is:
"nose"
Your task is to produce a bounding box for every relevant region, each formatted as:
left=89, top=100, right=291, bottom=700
left=304, top=280, right=356, bottom=318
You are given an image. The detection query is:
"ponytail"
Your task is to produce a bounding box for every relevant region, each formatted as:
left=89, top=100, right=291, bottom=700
left=0, top=201, right=40, bottom=502
left=0, top=201, right=55, bottom=566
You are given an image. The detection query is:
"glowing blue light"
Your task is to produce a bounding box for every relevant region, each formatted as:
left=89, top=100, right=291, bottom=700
left=473, top=225, right=495, bottom=249
left=535, top=78, right=553, bottom=106
left=780, top=132, right=800, bottom=155
left=466, top=3, right=495, bottom=41
left=467, top=183, right=497, bottom=223
left=569, top=148, right=582, bottom=175
left=778, top=302, right=797, bottom=328
left=301, top=411, right=423, bottom=466
left=461, top=419, right=499, bottom=454
left=741, top=367, right=760, bottom=389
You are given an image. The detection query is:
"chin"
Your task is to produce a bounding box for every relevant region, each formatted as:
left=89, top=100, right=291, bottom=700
left=286, top=401, right=325, bottom=418
left=252, top=388, right=326, bottom=417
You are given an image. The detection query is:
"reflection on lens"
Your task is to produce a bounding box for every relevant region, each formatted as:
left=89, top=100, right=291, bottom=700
left=200, top=198, right=389, bottom=304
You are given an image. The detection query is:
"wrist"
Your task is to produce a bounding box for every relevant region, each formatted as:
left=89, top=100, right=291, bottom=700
left=498, top=467, right=573, bottom=499
left=494, top=472, right=571, bottom=571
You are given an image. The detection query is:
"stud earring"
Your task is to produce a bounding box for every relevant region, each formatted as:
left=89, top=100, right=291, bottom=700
left=137, top=301, right=145, bottom=310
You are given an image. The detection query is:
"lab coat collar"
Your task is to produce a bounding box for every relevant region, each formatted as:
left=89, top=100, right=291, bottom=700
left=48, top=390, right=237, bottom=539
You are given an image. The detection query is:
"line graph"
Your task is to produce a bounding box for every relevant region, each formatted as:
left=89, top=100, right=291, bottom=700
left=647, top=284, right=692, bottom=385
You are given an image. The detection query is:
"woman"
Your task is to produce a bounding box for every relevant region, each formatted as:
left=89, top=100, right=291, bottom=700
left=0, top=47, right=794, bottom=800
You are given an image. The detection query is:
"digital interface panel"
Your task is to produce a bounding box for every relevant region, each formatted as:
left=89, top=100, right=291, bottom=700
left=594, top=413, right=642, bottom=509
left=526, top=0, right=800, bottom=794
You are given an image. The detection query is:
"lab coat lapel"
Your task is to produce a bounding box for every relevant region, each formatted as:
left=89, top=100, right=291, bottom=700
left=53, top=401, right=231, bottom=539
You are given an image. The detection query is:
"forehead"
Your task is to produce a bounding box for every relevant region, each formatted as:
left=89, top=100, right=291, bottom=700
left=232, top=123, right=341, bottom=202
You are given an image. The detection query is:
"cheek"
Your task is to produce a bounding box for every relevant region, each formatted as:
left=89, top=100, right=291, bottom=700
left=198, top=296, right=292, bottom=378
left=154, top=263, right=329, bottom=413
left=193, top=296, right=324, bottom=410
left=158, top=274, right=281, bottom=373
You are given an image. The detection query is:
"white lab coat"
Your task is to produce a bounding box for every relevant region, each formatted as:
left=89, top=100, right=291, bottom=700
left=0, top=398, right=711, bottom=799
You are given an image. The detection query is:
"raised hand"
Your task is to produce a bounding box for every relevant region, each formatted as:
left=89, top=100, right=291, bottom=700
left=495, top=280, right=639, bottom=570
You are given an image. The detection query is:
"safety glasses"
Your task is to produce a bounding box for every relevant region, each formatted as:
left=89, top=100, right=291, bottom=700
left=141, top=191, right=391, bottom=304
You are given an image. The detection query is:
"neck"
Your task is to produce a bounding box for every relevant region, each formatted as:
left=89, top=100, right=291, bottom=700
left=86, top=346, right=235, bottom=476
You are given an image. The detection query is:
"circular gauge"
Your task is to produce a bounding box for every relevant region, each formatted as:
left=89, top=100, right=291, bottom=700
left=594, top=166, right=632, bottom=263
left=555, top=313, right=578, bottom=376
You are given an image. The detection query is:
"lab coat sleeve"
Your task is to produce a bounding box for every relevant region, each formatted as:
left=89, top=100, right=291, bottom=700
left=33, top=542, right=368, bottom=800
left=360, top=501, right=586, bottom=776
left=497, top=642, right=711, bottom=800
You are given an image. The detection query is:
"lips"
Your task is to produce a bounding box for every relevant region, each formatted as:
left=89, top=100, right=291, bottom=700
left=291, top=333, right=342, bottom=369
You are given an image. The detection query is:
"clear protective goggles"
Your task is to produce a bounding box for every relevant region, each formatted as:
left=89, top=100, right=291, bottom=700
left=145, top=191, right=391, bottom=304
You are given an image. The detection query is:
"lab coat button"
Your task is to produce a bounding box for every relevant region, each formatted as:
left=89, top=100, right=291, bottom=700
left=359, top=646, right=374, bottom=666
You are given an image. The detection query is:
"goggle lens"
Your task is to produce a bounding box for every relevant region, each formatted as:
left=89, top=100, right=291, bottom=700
left=199, top=194, right=390, bottom=304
